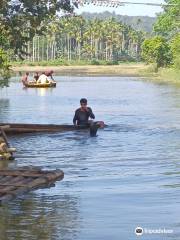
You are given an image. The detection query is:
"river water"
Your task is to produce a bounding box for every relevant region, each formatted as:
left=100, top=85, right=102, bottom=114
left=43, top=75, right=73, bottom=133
left=0, top=76, right=180, bottom=240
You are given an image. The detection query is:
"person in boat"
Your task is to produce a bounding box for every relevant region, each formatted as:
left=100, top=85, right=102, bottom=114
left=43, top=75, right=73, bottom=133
left=37, top=72, right=50, bottom=84
left=45, top=70, right=55, bottom=82
left=21, top=72, right=29, bottom=85
left=34, top=72, right=39, bottom=82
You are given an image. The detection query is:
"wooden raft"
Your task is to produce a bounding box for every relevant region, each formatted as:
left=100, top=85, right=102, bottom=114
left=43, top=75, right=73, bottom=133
left=0, top=168, right=64, bottom=203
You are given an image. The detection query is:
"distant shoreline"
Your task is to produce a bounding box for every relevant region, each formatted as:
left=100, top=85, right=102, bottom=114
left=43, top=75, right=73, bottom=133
left=11, top=64, right=180, bottom=83
left=11, top=64, right=148, bottom=77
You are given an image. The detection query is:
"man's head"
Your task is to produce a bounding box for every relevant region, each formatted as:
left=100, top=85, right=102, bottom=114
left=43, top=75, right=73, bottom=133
left=26, top=72, right=29, bottom=76
left=80, top=98, right=87, bottom=109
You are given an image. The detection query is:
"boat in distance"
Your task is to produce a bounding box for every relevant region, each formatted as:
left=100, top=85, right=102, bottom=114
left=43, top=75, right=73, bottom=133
left=23, top=82, right=56, bottom=88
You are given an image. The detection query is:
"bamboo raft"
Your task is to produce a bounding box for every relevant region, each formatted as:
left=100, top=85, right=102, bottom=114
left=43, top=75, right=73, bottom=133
left=0, top=123, right=90, bottom=135
left=0, top=167, right=64, bottom=203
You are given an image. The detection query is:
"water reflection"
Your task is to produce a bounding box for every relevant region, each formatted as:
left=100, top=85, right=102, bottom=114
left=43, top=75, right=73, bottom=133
left=22, top=87, right=55, bottom=97
left=0, top=193, right=80, bottom=240
left=0, top=160, right=10, bottom=169
left=0, top=99, right=10, bottom=122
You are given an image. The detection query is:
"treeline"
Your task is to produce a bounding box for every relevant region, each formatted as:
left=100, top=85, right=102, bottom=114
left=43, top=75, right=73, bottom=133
left=0, top=0, right=74, bottom=86
left=14, top=16, right=145, bottom=63
left=141, top=0, right=180, bottom=70
left=81, top=11, right=156, bottom=33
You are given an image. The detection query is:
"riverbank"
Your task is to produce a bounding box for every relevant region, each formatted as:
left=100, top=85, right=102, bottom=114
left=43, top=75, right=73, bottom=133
left=155, top=68, right=180, bottom=83
left=11, top=63, right=148, bottom=77
left=11, top=64, right=180, bottom=83
left=140, top=66, right=180, bottom=84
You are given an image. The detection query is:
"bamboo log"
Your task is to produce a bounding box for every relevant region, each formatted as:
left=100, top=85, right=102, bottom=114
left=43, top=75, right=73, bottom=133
left=0, top=171, right=45, bottom=177
left=0, top=169, right=63, bottom=178
left=0, top=170, right=64, bottom=203
left=7, top=148, right=16, bottom=153
left=0, top=176, right=15, bottom=184
left=0, top=176, right=34, bottom=193
left=0, top=125, right=10, bottom=130
left=3, top=176, right=26, bottom=185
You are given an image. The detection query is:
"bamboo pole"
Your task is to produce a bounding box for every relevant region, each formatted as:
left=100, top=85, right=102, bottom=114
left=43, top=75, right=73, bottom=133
left=0, top=127, right=10, bottom=147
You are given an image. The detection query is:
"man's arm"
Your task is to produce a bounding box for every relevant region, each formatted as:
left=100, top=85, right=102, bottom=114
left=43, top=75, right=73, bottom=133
left=88, top=108, right=95, bottom=119
left=73, top=111, right=78, bottom=125
left=50, top=75, right=55, bottom=81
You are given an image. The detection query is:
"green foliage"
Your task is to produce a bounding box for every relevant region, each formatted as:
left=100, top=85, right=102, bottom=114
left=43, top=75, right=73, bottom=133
left=141, top=36, right=172, bottom=68
left=153, top=0, right=180, bottom=71
left=11, top=59, right=139, bottom=67
left=91, top=59, right=100, bottom=65
left=0, top=0, right=74, bottom=87
left=0, top=49, right=11, bottom=87
left=81, top=11, right=156, bottom=33
left=170, top=33, right=180, bottom=69
left=154, top=0, right=180, bottom=38
left=0, top=0, right=74, bottom=57
left=14, top=16, right=145, bottom=64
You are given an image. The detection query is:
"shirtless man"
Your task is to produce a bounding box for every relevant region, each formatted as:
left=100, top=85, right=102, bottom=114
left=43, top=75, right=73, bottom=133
left=21, top=72, right=29, bottom=86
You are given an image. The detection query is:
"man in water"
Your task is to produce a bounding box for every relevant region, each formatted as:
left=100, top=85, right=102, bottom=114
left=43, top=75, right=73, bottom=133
left=73, top=98, right=104, bottom=136
left=73, top=98, right=95, bottom=126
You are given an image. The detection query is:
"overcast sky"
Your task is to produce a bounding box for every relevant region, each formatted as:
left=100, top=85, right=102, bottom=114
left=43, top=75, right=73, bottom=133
left=75, top=0, right=165, bottom=17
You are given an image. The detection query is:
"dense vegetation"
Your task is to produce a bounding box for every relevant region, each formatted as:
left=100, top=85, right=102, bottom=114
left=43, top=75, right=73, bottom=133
left=0, top=0, right=74, bottom=86
left=81, top=11, right=156, bottom=33
left=141, top=0, right=180, bottom=71
left=17, top=16, right=145, bottom=64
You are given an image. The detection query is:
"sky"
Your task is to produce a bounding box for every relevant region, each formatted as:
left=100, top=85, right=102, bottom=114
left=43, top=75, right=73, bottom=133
left=75, top=0, right=165, bottom=17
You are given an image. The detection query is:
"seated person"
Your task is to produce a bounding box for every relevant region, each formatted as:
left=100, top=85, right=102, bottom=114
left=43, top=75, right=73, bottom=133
left=45, top=70, right=55, bottom=82
left=21, top=72, right=29, bottom=85
left=37, top=72, right=50, bottom=84
left=73, top=98, right=95, bottom=126
left=34, top=72, right=39, bottom=82
left=73, top=98, right=105, bottom=136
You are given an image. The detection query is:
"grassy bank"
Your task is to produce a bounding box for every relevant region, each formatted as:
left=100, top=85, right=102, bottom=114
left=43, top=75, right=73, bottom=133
left=11, top=59, right=139, bottom=67
left=11, top=63, right=148, bottom=77
left=140, top=65, right=180, bottom=83
left=11, top=61, right=180, bottom=83
left=157, top=68, right=180, bottom=83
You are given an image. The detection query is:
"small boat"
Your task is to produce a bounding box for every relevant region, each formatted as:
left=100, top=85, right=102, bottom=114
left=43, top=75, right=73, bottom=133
left=23, top=82, right=56, bottom=88
left=0, top=123, right=90, bottom=134
left=0, top=122, right=105, bottom=136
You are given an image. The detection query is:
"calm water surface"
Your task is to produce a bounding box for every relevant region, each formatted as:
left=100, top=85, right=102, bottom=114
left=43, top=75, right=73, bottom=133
left=0, top=76, right=180, bottom=240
